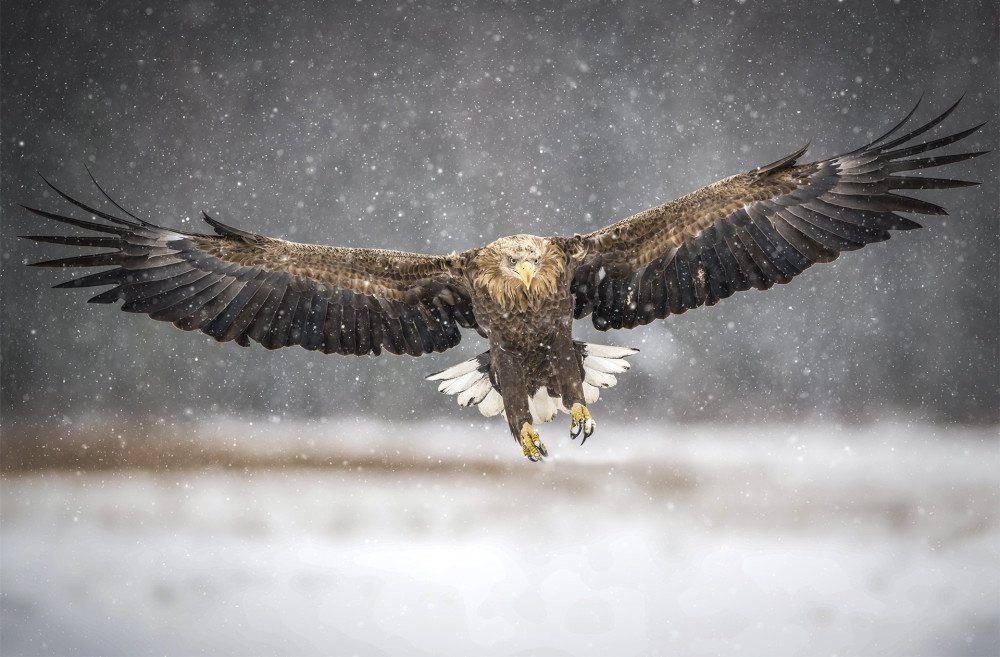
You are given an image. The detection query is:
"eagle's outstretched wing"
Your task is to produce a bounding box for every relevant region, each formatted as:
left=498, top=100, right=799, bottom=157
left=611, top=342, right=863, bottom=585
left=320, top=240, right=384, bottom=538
left=571, top=99, right=986, bottom=330
left=23, top=179, right=478, bottom=356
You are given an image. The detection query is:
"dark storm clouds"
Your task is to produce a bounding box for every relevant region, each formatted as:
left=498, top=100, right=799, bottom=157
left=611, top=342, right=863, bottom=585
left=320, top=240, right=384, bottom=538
left=2, top=1, right=997, bottom=429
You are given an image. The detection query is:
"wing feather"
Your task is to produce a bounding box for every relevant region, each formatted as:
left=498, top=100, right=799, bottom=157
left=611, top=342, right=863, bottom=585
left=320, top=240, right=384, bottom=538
left=300, top=294, right=329, bottom=352
left=265, top=291, right=299, bottom=348
left=24, top=180, right=479, bottom=356
left=355, top=303, right=373, bottom=356
left=572, top=99, right=984, bottom=329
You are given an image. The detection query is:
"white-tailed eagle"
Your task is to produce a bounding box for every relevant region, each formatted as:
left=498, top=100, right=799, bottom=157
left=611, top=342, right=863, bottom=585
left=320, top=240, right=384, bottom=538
left=24, top=99, right=985, bottom=460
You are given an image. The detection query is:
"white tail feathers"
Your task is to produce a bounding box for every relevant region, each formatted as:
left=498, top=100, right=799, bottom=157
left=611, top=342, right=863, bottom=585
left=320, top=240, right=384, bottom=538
left=527, top=387, right=562, bottom=423
left=425, top=357, right=482, bottom=382
left=477, top=388, right=505, bottom=417
left=579, top=343, right=640, bottom=360
left=426, top=342, right=638, bottom=424
left=456, top=377, right=492, bottom=407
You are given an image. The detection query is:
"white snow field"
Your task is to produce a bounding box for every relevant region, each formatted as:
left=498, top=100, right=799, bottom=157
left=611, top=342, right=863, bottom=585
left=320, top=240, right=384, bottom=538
left=2, top=421, right=997, bottom=656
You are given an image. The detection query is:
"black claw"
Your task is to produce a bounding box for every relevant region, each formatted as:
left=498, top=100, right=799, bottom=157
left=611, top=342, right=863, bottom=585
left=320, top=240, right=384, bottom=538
left=580, top=429, right=589, bottom=446
left=570, top=421, right=582, bottom=439
left=584, top=424, right=594, bottom=439
left=539, top=443, right=548, bottom=458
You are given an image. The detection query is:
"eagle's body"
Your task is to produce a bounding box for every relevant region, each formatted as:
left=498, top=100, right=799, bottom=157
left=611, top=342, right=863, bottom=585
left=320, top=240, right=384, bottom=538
left=24, top=99, right=985, bottom=460
left=465, top=235, right=593, bottom=454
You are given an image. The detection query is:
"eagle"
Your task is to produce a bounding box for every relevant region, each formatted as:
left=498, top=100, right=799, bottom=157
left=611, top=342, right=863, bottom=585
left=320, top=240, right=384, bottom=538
left=24, top=99, right=984, bottom=461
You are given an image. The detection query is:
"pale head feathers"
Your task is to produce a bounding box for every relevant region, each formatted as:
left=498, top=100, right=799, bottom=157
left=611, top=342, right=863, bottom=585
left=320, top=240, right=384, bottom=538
left=473, top=234, right=565, bottom=312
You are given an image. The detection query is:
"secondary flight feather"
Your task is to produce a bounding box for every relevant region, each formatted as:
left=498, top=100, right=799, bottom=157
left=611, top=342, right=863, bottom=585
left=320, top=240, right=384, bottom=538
left=24, top=98, right=985, bottom=461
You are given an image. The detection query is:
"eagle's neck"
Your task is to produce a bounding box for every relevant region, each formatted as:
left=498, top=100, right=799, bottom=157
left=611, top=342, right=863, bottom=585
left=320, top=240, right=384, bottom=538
left=481, top=279, right=552, bottom=314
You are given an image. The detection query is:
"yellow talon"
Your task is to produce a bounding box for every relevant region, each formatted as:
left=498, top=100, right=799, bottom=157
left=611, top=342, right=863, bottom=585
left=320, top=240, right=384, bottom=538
left=570, top=403, right=596, bottom=443
left=519, top=422, right=547, bottom=461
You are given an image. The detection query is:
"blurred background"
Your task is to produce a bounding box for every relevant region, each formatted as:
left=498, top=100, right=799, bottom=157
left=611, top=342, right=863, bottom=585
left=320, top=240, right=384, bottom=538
left=1, top=1, right=997, bottom=655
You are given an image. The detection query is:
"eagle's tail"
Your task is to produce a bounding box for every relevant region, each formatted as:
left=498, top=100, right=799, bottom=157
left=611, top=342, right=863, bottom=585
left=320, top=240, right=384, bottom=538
left=426, top=342, right=639, bottom=423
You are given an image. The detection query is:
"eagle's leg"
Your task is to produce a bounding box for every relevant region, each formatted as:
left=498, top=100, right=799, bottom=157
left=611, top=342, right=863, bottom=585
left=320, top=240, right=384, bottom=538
left=569, top=403, right=596, bottom=443
left=549, top=331, right=595, bottom=443
left=519, top=422, right=547, bottom=461
left=493, top=347, right=547, bottom=461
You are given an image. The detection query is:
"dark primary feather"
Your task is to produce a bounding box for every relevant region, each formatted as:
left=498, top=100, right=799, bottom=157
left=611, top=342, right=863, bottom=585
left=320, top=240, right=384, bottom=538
left=572, top=98, right=986, bottom=330
left=22, top=183, right=478, bottom=357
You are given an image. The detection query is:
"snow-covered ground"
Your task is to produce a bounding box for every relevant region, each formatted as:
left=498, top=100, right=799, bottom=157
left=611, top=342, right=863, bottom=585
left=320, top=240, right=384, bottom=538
left=2, top=421, right=997, bottom=656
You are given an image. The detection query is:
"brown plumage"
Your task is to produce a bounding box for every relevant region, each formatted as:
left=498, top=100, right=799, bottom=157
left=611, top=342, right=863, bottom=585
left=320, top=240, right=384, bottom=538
left=23, top=99, right=985, bottom=461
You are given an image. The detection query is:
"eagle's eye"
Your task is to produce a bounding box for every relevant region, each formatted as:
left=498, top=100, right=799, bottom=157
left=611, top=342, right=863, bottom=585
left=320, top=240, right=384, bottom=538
left=508, top=256, right=517, bottom=266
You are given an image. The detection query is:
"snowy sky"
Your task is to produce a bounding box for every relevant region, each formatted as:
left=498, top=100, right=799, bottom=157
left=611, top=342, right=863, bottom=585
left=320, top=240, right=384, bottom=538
left=2, top=0, right=997, bottom=429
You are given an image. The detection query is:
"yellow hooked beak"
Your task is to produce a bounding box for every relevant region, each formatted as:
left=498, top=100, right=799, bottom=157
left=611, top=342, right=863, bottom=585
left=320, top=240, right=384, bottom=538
left=515, top=260, right=536, bottom=290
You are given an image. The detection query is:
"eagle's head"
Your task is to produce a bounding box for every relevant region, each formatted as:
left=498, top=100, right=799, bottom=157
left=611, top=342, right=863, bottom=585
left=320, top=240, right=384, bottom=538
left=474, top=234, right=565, bottom=312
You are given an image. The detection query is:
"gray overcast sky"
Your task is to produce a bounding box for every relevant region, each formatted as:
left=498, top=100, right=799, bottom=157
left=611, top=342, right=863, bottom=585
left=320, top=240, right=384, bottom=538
left=2, top=0, right=997, bottom=430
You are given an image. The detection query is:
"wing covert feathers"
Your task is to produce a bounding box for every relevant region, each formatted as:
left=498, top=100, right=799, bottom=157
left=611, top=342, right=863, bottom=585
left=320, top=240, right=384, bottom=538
left=23, top=182, right=477, bottom=356
left=572, top=98, right=985, bottom=330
